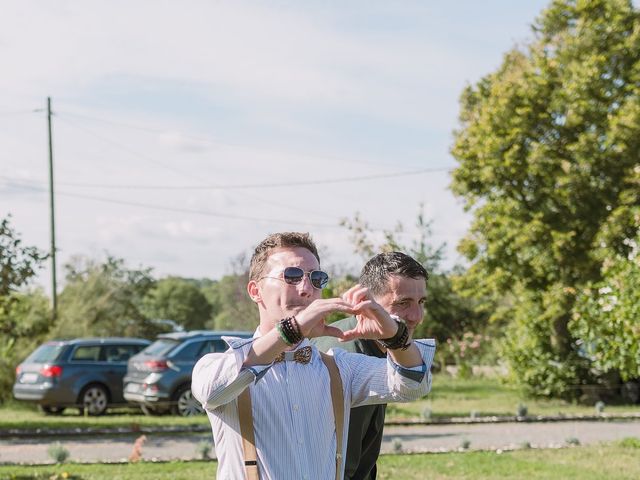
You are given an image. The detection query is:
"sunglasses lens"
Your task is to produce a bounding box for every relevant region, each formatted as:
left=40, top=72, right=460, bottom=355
left=283, top=267, right=304, bottom=285
left=310, top=270, right=329, bottom=289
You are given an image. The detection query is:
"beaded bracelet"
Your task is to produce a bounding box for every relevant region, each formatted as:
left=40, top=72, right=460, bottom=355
left=277, top=317, right=303, bottom=345
left=282, top=316, right=303, bottom=344
left=276, top=321, right=294, bottom=346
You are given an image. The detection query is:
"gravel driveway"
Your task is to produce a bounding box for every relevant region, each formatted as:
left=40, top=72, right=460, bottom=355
left=1, top=420, right=638, bottom=464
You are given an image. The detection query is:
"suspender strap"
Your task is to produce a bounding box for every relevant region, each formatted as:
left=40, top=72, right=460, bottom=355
left=320, top=352, right=345, bottom=480
left=238, top=388, right=259, bottom=480
left=237, top=352, right=344, bottom=480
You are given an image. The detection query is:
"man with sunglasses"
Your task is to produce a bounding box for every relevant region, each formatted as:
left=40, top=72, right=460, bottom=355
left=192, top=232, right=435, bottom=480
left=312, top=252, right=428, bottom=480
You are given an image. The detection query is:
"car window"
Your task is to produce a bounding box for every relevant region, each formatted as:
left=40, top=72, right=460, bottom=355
left=102, top=344, right=142, bottom=362
left=24, top=344, right=65, bottom=363
left=71, top=345, right=101, bottom=362
left=143, top=339, right=180, bottom=356
left=202, top=339, right=227, bottom=354
left=172, top=341, right=205, bottom=360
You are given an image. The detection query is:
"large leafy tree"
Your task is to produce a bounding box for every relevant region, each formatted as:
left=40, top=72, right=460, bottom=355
left=572, top=231, right=640, bottom=382
left=0, top=216, right=50, bottom=402
left=0, top=215, right=48, bottom=299
left=451, top=0, right=640, bottom=396
left=204, top=273, right=259, bottom=332
left=142, top=277, right=213, bottom=331
left=54, top=255, right=159, bottom=339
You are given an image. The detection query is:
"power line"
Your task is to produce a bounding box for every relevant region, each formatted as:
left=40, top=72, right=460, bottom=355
left=55, top=116, right=201, bottom=180
left=0, top=109, right=40, bottom=116
left=1, top=179, right=340, bottom=228
left=0, top=166, right=450, bottom=191
left=58, top=110, right=171, bottom=134
left=56, top=191, right=341, bottom=228
left=3, top=177, right=467, bottom=236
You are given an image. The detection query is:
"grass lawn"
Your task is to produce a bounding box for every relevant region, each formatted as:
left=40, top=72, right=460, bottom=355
left=1, top=439, right=638, bottom=479
left=386, top=374, right=640, bottom=420
left=2, top=374, right=639, bottom=431
left=0, top=401, right=208, bottom=431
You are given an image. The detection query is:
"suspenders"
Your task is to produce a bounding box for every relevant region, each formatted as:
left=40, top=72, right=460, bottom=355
left=237, top=352, right=345, bottom=480
left=238, top=387, right=259, bottom=480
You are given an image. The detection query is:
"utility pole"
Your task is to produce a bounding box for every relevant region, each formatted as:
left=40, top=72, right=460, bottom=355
left=47, top=97, right=57, bottom=320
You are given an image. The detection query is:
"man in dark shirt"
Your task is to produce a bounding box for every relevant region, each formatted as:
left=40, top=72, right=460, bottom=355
left=312, top=252, right=428, bottom=480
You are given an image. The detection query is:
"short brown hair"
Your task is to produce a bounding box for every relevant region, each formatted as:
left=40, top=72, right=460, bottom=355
left=249, top=232, right=321, bottom=281
left=359, top=251, right=428, bottom=297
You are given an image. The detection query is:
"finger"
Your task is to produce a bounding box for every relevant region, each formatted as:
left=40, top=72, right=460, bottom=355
left=351, top=299, right=375, bottom=313
left=340, top=327, right=364, bottom=341
left=341, top=284, right=363, bottom=303
left=349, top=286, right=370, bottom=304
left=320, top=325, right=346, bottom=339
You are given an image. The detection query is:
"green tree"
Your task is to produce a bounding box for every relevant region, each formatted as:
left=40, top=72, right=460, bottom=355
left=205, top=273, right=258, bottom=332
left=341, top=207, right=488, bottom=343
left=142, top=277, right=212, bottom=331
left=572, top=232, right=640, bottom=381
left=54, top=255, right=158, bottom=338
left=450, top=0, right=640, bottom=396
left=200, top=253, right=258, bottom=332
left=0, top=216, right=50, bottom=402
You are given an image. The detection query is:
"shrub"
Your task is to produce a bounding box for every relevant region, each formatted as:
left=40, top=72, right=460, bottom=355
left=392, top=438, right=403, bottom=453
left=516, top=403, right=528, bottom=417
left=619, top=437, right=640, bottom=449
left=196, top=440, right=212, bottom=460
left=421, top=406, right=432, bottom=421
left=47, top=442, right=70, bottom=463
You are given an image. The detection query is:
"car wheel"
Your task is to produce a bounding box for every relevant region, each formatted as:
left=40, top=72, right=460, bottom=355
left=39, top=405, right=66, bottom=415
left=171, top=386, right=203, bottom=417
left=79, top=384, right=109, bottom=416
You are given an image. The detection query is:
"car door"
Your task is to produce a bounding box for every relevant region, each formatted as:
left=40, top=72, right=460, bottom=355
left=101, top=344, right=143, bottom=404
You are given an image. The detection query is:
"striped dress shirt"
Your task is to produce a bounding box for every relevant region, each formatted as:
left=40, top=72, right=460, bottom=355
left=192, top=331, right=436, bottom=480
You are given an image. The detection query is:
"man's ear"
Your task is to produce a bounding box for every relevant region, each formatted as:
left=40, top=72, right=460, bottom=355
left=247, top=280, right=261, bottom=303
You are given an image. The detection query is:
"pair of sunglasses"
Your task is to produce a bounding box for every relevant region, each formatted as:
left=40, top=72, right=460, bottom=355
left=262, top=266, right=329, bottom=290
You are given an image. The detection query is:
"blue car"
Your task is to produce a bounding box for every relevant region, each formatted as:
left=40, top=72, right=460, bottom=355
left=13, top=337, right=150, bottom=415
left=123, top=330, right=251, bottom=416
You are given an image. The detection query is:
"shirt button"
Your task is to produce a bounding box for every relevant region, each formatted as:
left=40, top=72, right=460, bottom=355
left=303, top=476, right=309, bottom=480
left=298, top=438, right=303, bottom=445
left=293, top=404, right=299, bottom=411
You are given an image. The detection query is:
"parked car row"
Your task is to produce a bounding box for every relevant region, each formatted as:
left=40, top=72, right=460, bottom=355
left=12, top=330, right=252, bottom=416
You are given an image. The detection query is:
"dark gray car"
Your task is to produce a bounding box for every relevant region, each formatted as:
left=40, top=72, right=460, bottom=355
left=123, top=330, right=251, bottom=416
left=13, top=337, right=150, bottom=415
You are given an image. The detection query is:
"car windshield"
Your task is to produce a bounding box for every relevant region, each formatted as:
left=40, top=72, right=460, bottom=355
left=141, top=339, right=180, bottom=356
left=24, top=344, right=65, bottom=363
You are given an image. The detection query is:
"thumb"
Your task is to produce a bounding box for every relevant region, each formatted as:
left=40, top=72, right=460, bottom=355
left=320, top=325, right=346, bottom=339
left=339, top=328, right=361, bottom=341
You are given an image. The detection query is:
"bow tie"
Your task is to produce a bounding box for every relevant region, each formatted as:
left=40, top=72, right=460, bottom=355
left=274, top=346, right=312, bottom=364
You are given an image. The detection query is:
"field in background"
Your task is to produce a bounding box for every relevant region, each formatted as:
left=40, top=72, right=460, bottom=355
left=1, top=439, right=639, bottom=479
left=387, top=375, right=640, bottom=420
left=2, top=374, right=639, bottom=431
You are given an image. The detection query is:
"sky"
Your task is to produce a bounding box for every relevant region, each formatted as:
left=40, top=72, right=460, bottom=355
left=1, top=0, right=552, bottom=291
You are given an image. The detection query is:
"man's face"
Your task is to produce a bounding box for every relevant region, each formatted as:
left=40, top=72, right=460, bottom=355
left=375, top=275, right=427, bottom=335
left=250, top=247, right=323, bottom=327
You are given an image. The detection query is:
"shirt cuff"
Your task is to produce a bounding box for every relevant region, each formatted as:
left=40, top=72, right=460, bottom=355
left=390, top=361, right=427, bottom=383
left=388, top=338, right=436, bottom=383
left=243, top=364, right=272, bottom=383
